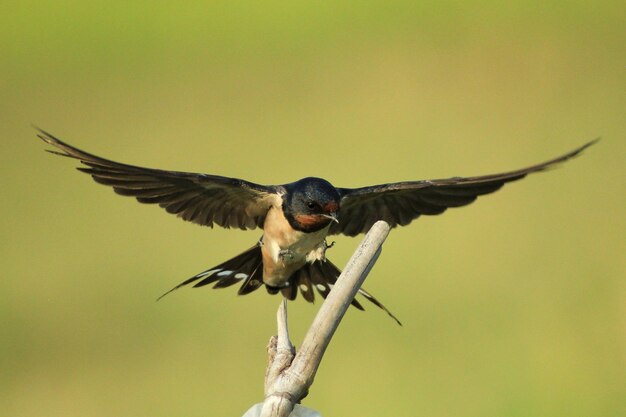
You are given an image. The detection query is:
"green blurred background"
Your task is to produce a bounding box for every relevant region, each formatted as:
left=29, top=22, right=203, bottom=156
left=1, top=1, right=624, bottom=416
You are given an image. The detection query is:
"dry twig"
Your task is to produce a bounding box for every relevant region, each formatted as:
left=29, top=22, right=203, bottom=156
left=259, top=221, right=391, bottom=417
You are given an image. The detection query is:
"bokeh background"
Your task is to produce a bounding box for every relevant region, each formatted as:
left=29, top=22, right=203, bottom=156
left=1, top=2, right=624, bottom=416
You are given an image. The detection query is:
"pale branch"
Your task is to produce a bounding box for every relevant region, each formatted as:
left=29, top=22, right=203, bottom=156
left=259, top=221, right=391, bottom=417
left=264, top=300, right=295, bottom=398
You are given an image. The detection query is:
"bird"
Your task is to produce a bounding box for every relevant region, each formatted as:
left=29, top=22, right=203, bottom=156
left=37, top=128, right=597, bottom=325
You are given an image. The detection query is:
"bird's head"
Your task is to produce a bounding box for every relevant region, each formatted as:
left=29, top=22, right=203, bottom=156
left=283, top=177, right=340, bottom=233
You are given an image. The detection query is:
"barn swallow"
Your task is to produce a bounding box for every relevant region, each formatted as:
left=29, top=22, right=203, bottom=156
left=38, top=128, right=597, bottom=325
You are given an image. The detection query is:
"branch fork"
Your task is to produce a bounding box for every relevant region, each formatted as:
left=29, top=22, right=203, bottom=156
left=258, top=221, right=391, bottom=417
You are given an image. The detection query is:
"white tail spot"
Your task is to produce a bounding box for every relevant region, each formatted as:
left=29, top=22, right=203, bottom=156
left=217, top=270, right=233, bottom=276
left=197, top=269, right=221, bottom=277
left=234, top=273, right=248, bottom=279
left=299, top=284, right=309, bottom=292
left=316, top=284, right=326, bottom=292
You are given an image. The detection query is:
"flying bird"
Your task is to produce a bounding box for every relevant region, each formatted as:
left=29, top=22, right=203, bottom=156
left=38, top=128, right=596, bottom=325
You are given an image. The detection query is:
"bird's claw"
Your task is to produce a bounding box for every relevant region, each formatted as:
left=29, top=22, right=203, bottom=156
left=278, top=249, right=295, bottom=261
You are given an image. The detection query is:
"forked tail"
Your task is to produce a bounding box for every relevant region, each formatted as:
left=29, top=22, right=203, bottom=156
left=159, top=243, right=401, bottom=325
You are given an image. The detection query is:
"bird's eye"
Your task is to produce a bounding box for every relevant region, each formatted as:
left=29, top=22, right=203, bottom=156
left=306, top=201, right=316, bottom=209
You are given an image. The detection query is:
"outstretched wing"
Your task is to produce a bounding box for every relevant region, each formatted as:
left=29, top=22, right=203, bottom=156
left=38, top=128, right=282, bottom=230
left=330, top=140, right=597, bottom=236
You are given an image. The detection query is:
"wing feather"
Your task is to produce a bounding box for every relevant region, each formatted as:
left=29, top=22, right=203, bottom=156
left=330, top=140, right=597, bottom=236
left=38, top=129, right=284, bottom=229
left=38, top=128, right=281, bottom=230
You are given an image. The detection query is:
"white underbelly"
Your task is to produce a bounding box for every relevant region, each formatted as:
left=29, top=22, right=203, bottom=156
left=260, top=205, right=330, bottom=286
left=264, top=227, right=328, bottom=264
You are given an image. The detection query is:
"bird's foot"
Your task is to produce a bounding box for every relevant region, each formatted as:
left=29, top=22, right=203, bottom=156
left=306, top=240, right=335, bottom=263
left=278, top=249, right=295, bottom=261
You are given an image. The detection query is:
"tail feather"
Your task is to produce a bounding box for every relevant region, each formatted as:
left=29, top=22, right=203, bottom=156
left=237, top=264, right=264, bottom=295
left=280, top=284, right=298, bottom=300
left=158, top=243, right=402, bottom=325
left=296, top=267, right=315, bottom=303
left=289, top=258, right=402, bottom=325
left=157, top=243, right=264, bottom=300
